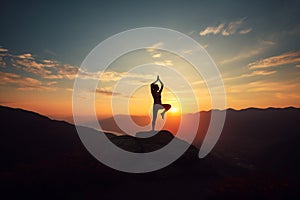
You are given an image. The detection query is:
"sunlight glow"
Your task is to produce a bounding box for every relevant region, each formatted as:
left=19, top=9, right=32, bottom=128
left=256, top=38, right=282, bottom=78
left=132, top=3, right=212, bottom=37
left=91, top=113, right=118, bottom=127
left=170, top=107, right=178, bottom=113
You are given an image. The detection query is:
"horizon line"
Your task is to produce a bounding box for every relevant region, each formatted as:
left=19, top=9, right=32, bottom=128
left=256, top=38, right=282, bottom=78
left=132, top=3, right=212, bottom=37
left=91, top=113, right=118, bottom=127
left=1, top=104, right=299, bottom=120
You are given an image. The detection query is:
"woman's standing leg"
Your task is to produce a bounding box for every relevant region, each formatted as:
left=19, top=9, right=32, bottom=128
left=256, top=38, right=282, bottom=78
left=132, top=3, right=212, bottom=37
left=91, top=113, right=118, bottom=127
left=152, top=104, right=159, bottom=131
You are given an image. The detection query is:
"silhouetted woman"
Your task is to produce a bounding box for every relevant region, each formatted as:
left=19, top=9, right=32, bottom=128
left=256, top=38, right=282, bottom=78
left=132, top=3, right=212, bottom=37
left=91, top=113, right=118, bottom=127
left=151, top=76, right=171, bottom=131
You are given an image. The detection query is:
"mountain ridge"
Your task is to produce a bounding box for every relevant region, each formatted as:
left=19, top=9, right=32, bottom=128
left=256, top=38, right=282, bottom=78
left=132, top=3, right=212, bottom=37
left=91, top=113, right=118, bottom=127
left=2, top=104, right=299, bottom=125
left=0, top=105, right=299, bottom=199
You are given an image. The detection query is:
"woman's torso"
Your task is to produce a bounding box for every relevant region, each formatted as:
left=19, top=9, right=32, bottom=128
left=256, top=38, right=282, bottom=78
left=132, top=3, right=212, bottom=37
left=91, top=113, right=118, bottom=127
left=152, top=91, right=161, bottom=104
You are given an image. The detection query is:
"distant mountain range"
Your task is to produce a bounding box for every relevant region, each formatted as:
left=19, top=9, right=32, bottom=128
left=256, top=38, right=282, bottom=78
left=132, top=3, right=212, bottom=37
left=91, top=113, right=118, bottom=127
left=0, top=105, right=299, bottom=199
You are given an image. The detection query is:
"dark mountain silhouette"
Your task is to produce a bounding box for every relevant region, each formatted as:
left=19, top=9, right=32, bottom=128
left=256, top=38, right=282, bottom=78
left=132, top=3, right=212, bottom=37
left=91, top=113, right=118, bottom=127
left=204, top=107, right=300, bottom=171
left=99, top=108, right=300, bottom=171
left=0, top=105, right=299, bottom=199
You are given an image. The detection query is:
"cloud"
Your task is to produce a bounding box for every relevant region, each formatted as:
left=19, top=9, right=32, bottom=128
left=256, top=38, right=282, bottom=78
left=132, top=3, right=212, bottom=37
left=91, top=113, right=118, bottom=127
left=95, top=88, right=122, bottom=96
left=226, top=79, right=300, bottom=95
left=240, top=70, right=277, bottom=79
left=54, top=64, right=78, bottom=79
left=221, top=47, right=265, bottom=64
left=222, top=18, right=246, bottom=36
left=248, top=51, right=300, bottom=69
left=199, top=18, right=251, bottom=36
left=78, top=70, right=126, bottom=81
left=0, top=47, right=8, bottom=52
left=65, top=88, right=74, bottom=92
left=13, top=57, right=78, bottom=79
left=0, top=71, right=56, bottom=91
left=95, top=87, right=136, bottom=98
left=225, top=70, right=277, bottom=81
left=146, top=42, right=164, bottom=52
left=0, top=49, right=79, bottom=79
left=99, top=71, right=128, bottom=82
left=247, top=70, right=277, bottom=76
left=239, top=28, right=252, bottom=35
left=186, top=30, right=196, bottom=36
left=78, top=69, right=154, bottom=83
left=17, top=53, right=34, bottom=59
left=154, top=60, right=174, bottom=66
left=0, top=47, right=10, bottom=67
left=46, top=81, right=57, bottom=86
left=199, top=23, right=225, bottom=36
left=152, top=53, right=161, bottom=58
left=0, top=71, right=19, bottom=80
left=220, top=39, right=276, bottom=64
left=1, top=47, right=155, bottom=87
left=261, top=40, right=276, bottom=46
left=43, top=49, right=56, bottom=56
left=275, top=92, right=300, bottom=100
left=181, top=49, right=194, bottom=55
left=0, top=57, right=5, bottom=68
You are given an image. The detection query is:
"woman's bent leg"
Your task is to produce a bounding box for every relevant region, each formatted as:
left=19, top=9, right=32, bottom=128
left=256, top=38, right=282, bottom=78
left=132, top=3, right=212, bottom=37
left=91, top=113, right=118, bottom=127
left=160, top=104, right=171, bottom=119
left=162, top=104, right=171, bottom=111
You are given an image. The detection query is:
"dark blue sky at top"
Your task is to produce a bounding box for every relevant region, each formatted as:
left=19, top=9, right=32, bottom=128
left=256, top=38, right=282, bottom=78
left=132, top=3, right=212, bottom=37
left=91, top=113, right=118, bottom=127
left=1, top=0, right=300, bottom=66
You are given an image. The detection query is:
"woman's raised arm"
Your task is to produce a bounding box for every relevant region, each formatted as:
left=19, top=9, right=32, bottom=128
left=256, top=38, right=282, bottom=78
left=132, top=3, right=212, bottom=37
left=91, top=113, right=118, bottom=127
left=158, top=77, right=164, bottom=93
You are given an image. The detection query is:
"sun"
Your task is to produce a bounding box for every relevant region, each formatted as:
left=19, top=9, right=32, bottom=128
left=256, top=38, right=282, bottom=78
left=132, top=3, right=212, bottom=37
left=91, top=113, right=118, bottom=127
left=169, top=107, right=179, bottom=113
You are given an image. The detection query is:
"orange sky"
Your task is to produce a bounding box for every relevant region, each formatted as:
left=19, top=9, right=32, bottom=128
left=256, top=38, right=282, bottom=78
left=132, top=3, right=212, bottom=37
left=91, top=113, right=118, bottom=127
left=1, top=54, right=300, bottom=123
left=1, top=39, right=300, bottom=122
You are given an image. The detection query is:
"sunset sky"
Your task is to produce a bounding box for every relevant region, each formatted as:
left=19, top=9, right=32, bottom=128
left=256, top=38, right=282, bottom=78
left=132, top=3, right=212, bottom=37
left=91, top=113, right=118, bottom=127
left=1, top=0, right=300, bottom=121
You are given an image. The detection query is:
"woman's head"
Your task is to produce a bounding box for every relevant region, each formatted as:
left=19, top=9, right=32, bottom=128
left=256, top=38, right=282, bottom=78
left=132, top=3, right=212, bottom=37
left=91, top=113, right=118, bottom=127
left=153, top=84, right=159, bottom=91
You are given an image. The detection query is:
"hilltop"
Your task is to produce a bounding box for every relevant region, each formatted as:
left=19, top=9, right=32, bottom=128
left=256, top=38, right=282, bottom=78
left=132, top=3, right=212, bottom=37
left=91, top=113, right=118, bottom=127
left=0, top=105, right=299, bottom=199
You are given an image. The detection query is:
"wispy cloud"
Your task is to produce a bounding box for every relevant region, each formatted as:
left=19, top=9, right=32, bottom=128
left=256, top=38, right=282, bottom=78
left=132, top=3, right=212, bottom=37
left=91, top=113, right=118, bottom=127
left=17, top=53, right=34, bottom=59
left=46, top=81, right=57, bottom=86
left=95, top=87, right=136, bottom=98
left=11, top=55, right=78, bottom=79
left=221, top=47, right=264, bottom=65
left=186, top=30, right=196, bottom=36
left=199, top=18, right=251, bottom=36
left=0, top=47, right=9, bottom=68
left=222, top=18, right=246, bottom=36
left=78, top=69, right=154, bottom=84
left=78, top=70, right=127, bottom=81
left=181, top=49, right=194, bottom=55
left=199, top=23, right=225, bottom=36
left=152, top=53, right=161, bottom=58
left=248, top=51, right=300, bottom=69
left=220, top=39, right=276, bottom=64
left=95, top=88, right=122, bottom=96
left=202, top=44, right=209, bottom=49
left=227, top=79, right=300, bottom=94
left=225, top=70, right=277, bottom=81
left=146, top=42, right=164, bottom=52
left=239, top=28, right=252, bottom=35
left=154, top=60, right=174, bottom=66
left=246, top=70, right=277, bottom=76
left=0, top=71, right=56, bottom=91
left=43, top=49, right=56, bottom=56
left=0, top=47, right=8, bottom=52
left=0, top=47, right=78, bottom=80
left=0, top=57, right=5, bottom=68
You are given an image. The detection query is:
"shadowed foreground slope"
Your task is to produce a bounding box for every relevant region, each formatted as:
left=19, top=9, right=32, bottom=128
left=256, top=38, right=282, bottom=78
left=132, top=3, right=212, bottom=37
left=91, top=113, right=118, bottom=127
left=0, top=106, right=299, bottom=199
